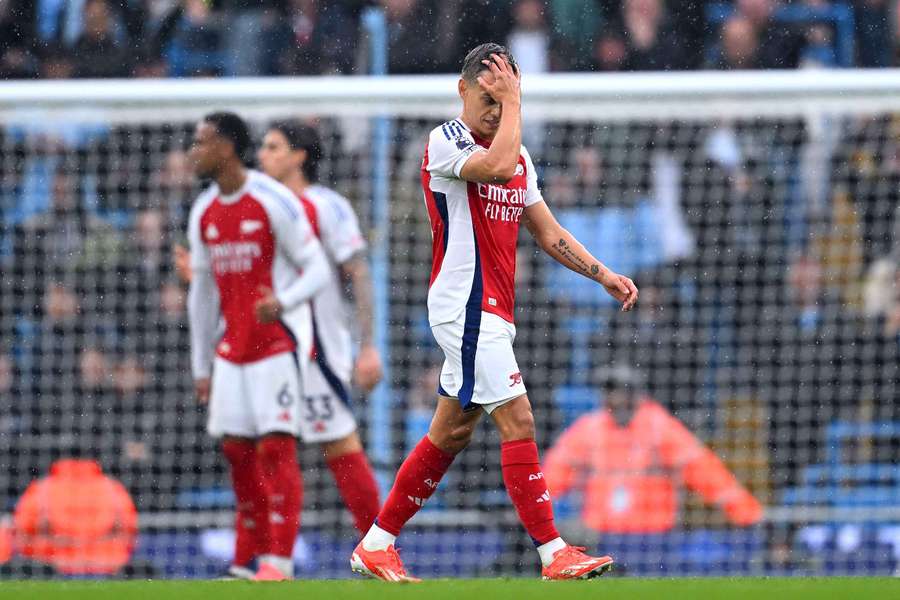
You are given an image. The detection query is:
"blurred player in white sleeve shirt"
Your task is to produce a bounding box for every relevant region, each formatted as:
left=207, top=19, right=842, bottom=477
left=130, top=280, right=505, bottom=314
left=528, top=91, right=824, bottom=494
left=256, top=120, right=382, bottom=535
left=180, top=119, right=384, bottom=567
left=187, top=112, right=329, bottom=581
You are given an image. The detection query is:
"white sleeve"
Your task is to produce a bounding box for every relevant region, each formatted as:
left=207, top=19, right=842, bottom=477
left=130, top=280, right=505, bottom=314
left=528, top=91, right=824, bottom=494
left=317, top=192, right=367, bottom=265
left=188, top=270, right=220, bottom=379
left=267, top=195, right=330, bottom=312
left=186, top=201, right=219, bottom=379
left=522, top=145, right=544, bottom=207
left=426, top=122, right=484, bottom=179
left=188, top=196, right=212, bottom=272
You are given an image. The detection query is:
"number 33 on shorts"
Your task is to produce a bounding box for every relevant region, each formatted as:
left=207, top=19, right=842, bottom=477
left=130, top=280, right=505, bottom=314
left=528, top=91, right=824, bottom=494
left=294, top=361, right=359, bottom=443
left=303, top=394, right=334, bottom=422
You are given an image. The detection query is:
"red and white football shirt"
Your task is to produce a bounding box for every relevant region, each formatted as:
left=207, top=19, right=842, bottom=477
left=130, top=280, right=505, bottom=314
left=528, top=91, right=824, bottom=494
left=422, top=118, right=543, bottom=326
left=188, top=170, right=321, bottom=376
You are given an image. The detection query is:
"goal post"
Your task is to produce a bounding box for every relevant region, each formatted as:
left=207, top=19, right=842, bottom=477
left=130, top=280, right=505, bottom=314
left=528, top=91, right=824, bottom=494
left=2, top=70, right=900, bottom=578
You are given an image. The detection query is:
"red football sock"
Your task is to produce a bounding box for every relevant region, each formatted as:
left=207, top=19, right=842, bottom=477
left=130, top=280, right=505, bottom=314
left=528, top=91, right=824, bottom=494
left=257, top=435, right=302, bottom=558
left=375, top=435, right=455, bottom=536
left=222, top=438, right=271, bottom=566
left=501, top=438, right=560, bottom=545
left=327, top=450, right=381, bottom=534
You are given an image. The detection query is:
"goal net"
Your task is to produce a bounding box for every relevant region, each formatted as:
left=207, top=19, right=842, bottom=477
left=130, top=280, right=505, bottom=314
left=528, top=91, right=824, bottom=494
left=1, top=71, right=899, bottom=578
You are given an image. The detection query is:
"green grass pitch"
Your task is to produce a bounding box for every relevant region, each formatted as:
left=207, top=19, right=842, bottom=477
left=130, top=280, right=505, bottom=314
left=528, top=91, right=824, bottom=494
left=0, top=578, right=896, bottom=600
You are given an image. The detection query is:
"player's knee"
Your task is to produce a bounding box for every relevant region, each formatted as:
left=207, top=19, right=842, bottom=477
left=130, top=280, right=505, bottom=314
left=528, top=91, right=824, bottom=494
left=257, top=434, right=298, bottom=468
left=501, top=407, right=535, bottom=441
left=431, top=422, right=475, bottom=454
left=221, top=438, right=256, bottom=468
left=513, top=412, right=535, bottom=440
left=322, top=434, right=362, bottom=461
left=448, top=422, right=476, bottom=447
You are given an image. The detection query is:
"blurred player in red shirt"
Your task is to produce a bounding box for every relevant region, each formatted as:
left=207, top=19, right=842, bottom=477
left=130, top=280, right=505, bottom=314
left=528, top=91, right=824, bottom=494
left=179, top=118, right=384, bottom=577
left=351, top=43, right=638, bottom=582
left=543, top=365, right=763, bottom=534
left=187, top=112, right=329, bottom=580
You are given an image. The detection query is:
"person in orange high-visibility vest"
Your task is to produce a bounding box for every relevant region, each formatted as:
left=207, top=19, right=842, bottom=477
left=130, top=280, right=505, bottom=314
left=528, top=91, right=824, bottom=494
left=543, top=366, right=762, bottom=534
left=11, top=458, right=138, bottom=575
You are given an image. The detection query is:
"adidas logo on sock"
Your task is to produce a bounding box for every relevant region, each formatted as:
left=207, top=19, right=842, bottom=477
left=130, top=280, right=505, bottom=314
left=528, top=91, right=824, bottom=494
left=536, top=490, right=551, bottom=503
left=408, top=495, right=426, bottom=507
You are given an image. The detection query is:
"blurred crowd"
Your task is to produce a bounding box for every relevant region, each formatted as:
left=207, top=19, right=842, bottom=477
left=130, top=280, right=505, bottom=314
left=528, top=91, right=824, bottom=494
left=1, top=87, right=900, bottom=581
left=0, top=0, right=896, bottom=80
left=0, top=115, right=898, bottom=574
left=2, top=112, right=900, bottom=514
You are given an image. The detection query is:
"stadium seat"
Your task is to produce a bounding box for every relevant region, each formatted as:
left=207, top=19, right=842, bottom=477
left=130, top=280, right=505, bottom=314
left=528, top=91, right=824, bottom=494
left=780, top=421, right=900, bottom=512
left=551, top=385, right=600, bottom=428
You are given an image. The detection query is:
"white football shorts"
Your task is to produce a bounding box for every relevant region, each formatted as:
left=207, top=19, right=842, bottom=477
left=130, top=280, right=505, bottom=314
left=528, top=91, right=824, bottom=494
left=296, top=357, right=358, bottom=443
left=207, top=352, right=303, bottom=438
left=431, top=310, right=527, bottom=414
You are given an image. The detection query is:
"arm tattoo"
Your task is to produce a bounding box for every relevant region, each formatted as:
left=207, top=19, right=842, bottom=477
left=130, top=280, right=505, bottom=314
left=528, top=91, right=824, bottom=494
left=551, top=237, right=599, bottom=279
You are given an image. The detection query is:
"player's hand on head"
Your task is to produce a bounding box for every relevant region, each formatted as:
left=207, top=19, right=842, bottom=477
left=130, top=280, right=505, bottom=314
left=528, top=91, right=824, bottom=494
left=601, top=271, right=638, bottom=312
left=195, top=378, right=211, bottom=404
left=254, top=286, right=283, bottom=323
left=174, top=243, right=193, bottom=284
left=353, top=344, right=384, bottom=393
left=477, top=54, right=521, bottom=106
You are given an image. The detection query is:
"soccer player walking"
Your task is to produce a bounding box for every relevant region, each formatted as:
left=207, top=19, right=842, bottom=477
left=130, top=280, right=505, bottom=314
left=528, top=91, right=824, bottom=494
left=187, top=112, right=329, bottom=581
left=255, top=120, right=382, bottom=535
left=351, top=44, right=638, bottom=582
